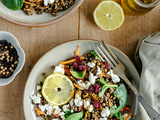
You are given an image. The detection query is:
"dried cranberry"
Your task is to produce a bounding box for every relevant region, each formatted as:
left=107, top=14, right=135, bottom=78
left=73, top=62, right=78, bottom=70
left=85, top=66, right=89, bottom=71
left=104, top=61, right=111, bottom=69
left=75, top=56, right=81, bottom=61
left=98, top=101, right=102, bottom=110
left=95, top=84, right=102, bottom=93
left=86, top=90, right=92, bottom=93
left=86, top=85, right=95, bottom=93
left=78, top=65, right=83, bottom=71
left=76, top=78, right=82, bottom=80
left=79, top=106, right=84, bottom=112
left=77, top=60, right=83, bottom=65
left=81, top=65, right=86, bottom=71
left=92, top=100, right=99, bottom=109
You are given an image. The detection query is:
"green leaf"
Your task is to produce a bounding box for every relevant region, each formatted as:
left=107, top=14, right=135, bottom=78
left=66, top=110, right=84, bottom=120
left=2, top=0, right=23, bottom=10
left=40, top=81, right=44, bottom=85
left=98, top=78, right=118, bottom=97
left=65, top=110, right=72, bottom=118
left=110, top=84, right=127, bottom=119
left=70, top=69, right=86, bottom=79
left=90, top=50, right=100, bottom=60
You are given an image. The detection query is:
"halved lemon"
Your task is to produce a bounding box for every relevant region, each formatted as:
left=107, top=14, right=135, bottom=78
left=93, top=1, right=124, bottom=31
left=42, top=73, right=74, bottom=106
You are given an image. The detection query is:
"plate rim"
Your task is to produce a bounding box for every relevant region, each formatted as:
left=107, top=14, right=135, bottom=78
left=23, top=39, right=140, bottom=119
left=0, top=0, right=84, bottom=27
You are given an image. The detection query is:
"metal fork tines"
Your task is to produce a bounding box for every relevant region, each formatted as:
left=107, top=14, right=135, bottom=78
left=93, top=40, right=160, bottom=120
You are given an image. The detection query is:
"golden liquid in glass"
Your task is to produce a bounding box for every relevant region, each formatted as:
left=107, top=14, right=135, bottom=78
left=121, top=0, right=156, bottom=15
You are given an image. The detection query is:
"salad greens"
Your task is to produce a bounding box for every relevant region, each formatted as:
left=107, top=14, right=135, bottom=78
left=70, top=69, right=86, bottom=79
left=2, top=0, right=23, bottom=10
left=99, top=78, right=118, bottom=97
left=66, top=110, right=84, bottom=120
left=110, top=84, right=127, bottom=119
left=90, top=50, right=100, bottom=60
left=65, top=110, right=72, bottom=118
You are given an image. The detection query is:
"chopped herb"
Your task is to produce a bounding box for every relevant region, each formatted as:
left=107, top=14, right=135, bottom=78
left=90, top=50, right=100, bottom=60
left=70, top=69, right=86, bottom=79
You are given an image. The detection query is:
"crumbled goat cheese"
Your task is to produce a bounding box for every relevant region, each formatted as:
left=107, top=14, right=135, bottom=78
left=107, top=70, right=120, bottom=83
left=36, top=85, right=41, bottom=91
left=88, top=105, right=94, bottom=112
left=101, top=107, right=110, bottom=117
left=77, top=80, right=91, bottom=90
left=74, top=94, right=83, bottom=107
left=63, top=104, right=70, bottom=112
left=44, top=0, right=55, bottom=6
left=46, top=105, right=53, bottom=115
left=69, top=99, right=74, bottom=106
left=123, top=113, right=131, bottom=120
left=71, top=110, right=74, bottom=113
left=53, top=106, right=62, bottom=114
left=84, top=100, right=90, bottom=108
left=99, top=118, right=108, bottom=120
left=59, top=112, right=65, bottom=120
left=96, top=67, right=102, bottom=76
left=89, top=73, right=98, bottom=85
left=53, top=64, right=65, bottom=74
left=38, top=104, right=47, bottom=112
left=30, top=93, right=41, bottom=104
left=52, top=119, right=59, bottom=120
left=87, top=62, right=95, bottom=68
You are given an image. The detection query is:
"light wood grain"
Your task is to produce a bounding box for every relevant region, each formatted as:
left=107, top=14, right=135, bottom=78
left=0, top=1, right=160, bottom=120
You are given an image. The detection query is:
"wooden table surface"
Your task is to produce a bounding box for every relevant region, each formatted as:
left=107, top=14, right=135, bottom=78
left=0, top=0, right=160, bottom=120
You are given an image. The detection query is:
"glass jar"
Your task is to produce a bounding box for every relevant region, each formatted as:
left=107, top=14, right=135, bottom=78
left=121, top=0, right=160, bottom=15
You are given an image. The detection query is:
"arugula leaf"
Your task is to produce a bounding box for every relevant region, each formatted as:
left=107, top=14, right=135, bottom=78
left=40, top=81, right=44, bottom=85
left=65, top=110, right=72, bottom=118
left=110, top=84, right=127, bottom=119
left=98, top=78, right=118, bottom=97
left=90, top=50, right=100, bottom=60
left=66, top=110, right=84, bottom=120
left=70, top=69, right=86, bottom=79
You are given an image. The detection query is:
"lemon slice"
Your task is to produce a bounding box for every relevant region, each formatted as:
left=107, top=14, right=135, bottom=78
left=93, top=1, right=124, bottom=31
left=42, top=73, right=74, bottom=106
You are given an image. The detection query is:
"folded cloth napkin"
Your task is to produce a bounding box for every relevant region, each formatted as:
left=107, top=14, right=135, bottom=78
left=134, top=32, right=160, bottom=120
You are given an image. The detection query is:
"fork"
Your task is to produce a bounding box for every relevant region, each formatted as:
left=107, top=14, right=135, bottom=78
left=93, top=40, right=160, bottom=120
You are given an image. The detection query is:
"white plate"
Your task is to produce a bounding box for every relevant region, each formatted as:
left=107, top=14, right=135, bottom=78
left=23, top=40, right=140, bottom=120
left=0, top=0, right=84, bottom=27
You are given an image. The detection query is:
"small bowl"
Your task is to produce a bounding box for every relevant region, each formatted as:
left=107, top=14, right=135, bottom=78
left=0, top=0, right=84, bottom=27
left=0, top=31, right=25, bottom=86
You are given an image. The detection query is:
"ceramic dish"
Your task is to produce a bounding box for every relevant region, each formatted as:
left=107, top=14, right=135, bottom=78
left=23, top=40, right=140, bottom=120
left=0, top=0, right=84, bottom=27
left=0, top=31, right=25, bottom=86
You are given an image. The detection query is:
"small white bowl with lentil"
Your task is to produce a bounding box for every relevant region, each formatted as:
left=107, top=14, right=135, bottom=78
left=0, top=31, right=25, bottom=86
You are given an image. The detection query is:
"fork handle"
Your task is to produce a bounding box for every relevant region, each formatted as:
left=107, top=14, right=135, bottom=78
left=138, top=94, right=160, bottom=120
left=121, top=74, right=160, bottom=120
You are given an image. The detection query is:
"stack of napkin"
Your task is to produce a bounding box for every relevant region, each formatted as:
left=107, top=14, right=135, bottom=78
left=134, top=32, right=160, bottom=120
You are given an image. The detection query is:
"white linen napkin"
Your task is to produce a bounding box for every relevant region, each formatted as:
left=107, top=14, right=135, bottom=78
left=134, top=32, right=160, bottom=120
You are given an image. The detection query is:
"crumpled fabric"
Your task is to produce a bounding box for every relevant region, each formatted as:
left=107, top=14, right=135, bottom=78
left=134, top=32, right=160, bottom=120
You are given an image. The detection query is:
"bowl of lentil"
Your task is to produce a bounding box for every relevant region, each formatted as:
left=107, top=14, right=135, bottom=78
left=0, top=0, right=84, bottom=27
left=23, top=40, right=141, bottom=120
left=0, top=31, right=25, bottom=86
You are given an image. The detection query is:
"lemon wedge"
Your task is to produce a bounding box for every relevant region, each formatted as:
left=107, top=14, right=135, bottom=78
left=93, top=1, right=124, bottom=31
left=42, top=73, right=74, bottom=106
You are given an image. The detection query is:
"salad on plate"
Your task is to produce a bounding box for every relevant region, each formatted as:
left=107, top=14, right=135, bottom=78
left=30, top=45, right=132, bottom=120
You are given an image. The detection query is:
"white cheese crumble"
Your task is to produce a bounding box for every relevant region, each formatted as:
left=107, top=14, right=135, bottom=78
left=30, top=93, right=41, bottom=104
left=89, top=73, right=98, bottom=85
left=101, top=107, right=110, bottom=117
left=99, top=118, right=108, bottom=120
left=62, top=104, right=70, bottom=112
left=87, top=62, right=95, bottom=68
left=53, top=64, right=65, bottom=74
left=88, top=105, right=94, bottom=112
left=59, top=112, right=65, bottom=120
left=53, top=106, right=62, bottom=114
left=96, top=67, right=102, bottom=76
left=44, top=0, right=55, bottom=6
left=74, top=94, right=83, bottom=107
left=46, top=105, right=53, bottom=115
left=69, top=99, right=74, bottom=106
left=38, top=104, right=47, bottom=112
left=36, top=85, right=41, bottom=91
left=77, top=80, right=91, bottom=90
left=107, top=70, right=120, bottom=83
left=123, top=113, right=131, bottom=120
left=84, top=100, right=90, bottom=108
